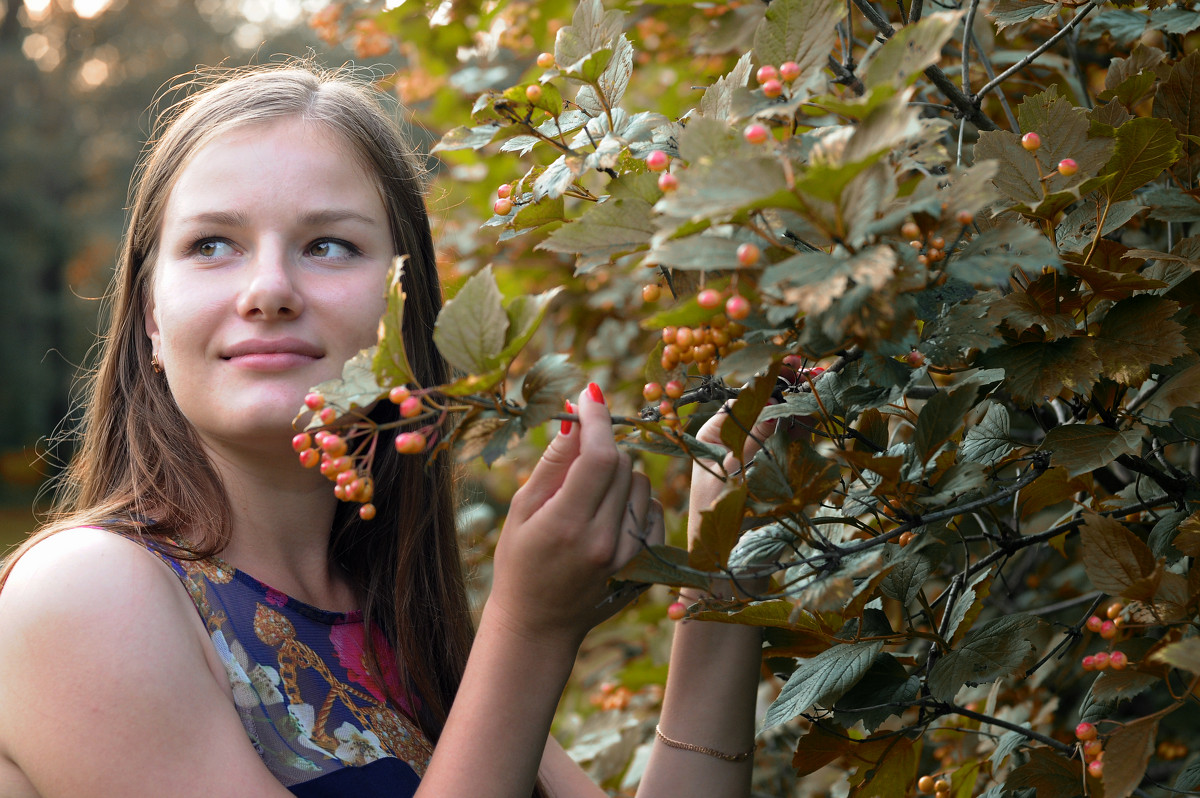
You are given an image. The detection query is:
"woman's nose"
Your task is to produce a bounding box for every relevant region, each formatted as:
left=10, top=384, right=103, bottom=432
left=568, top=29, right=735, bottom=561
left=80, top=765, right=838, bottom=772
left=236, top=243, right=304, bottom=320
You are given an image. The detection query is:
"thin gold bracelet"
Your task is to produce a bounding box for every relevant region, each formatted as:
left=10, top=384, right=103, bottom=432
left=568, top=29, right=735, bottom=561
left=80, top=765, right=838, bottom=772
left=654, top=725, right=754, bottom=763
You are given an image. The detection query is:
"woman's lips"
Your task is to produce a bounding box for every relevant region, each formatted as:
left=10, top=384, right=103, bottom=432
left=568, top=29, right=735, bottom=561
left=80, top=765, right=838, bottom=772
left=221, top=339, right=323, bottom=371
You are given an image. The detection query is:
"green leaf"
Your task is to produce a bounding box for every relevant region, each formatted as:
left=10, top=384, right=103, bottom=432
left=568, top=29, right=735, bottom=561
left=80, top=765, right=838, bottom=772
left=913, top=382, right=991, bottom=464
left=520, top=354, right=583, bottom=430
left=1089, top=667, right=1159, bottom=703
left=433, top=266, right=508, bottom=375
left=990, top=728, right=1030, bottom=768
left=554, top=0, right=624, bottom=72
left=575, top=34, right=634, bottom=115
left=1153, top=51, right=1200, bottom=178
left=1039, top=425, right=1142, bottom=478
left=720, top=367, right=779, bottom=461
left=832, top=653, right=920, bottom=733
left=612, top=544, right=710, bottom=590
left=992, top=0, right=1062, bottom=29
left=979, top=337, right=1102, bottom=406
left=1141, top=362, right=1200, bottom=421
left=762, top=639, right=885, bottom=729
left=1015, top=86, right=1116, bottom=191
left=501, top=286, right=564, bottom=362
left=1006, top=747, right=1085, bottom=797
left=753, top=0, right=846, bottom=92
left=1102, top=117, right=1182, bottom=201
left=303, top=348, right=385, bottom=428
left=1082, top=9, right=1147, bottom=46
left=700, top=52, right=753, bottom=122
left=862, top=11, right=963, bottom=89
left=1149, top=635, right=1200, bottom=673
left=691, top=483, right=749, bottom=571
left=431, top=124, right=503, bottom=152
left=373, top=258, right=416, bottom=388
left=643, top=235, right=741, bottom=271
left=1143, top=184, right=1200, bottom=222
left=537, top=196, right=656, bottom=273
left=1095, top=295, right=1189, bottom=383
left=1148, top=6, right=1200, bottom=35
left=532, top=153, right=586, bottom=201
left=1080, top=512, right=1159, bottom=598
left=728, top=525, right=796, bottom=568
left=1175, top=758, right=1200, bottom=792
left=881, top=536, right=948, bottom=606
left=689, top=599, right=804, bottom=627
left=1103, top=716, right=1158, bottom=798
left=1102, top=44, right=1165, bottom=99
left=655, top=157, right=794, bottom=221
left=959, top=402, right=1015, bottom=467
left=926, top=614, right=1044, bottom=701
left=1056, top=199, right=1144, bottom=253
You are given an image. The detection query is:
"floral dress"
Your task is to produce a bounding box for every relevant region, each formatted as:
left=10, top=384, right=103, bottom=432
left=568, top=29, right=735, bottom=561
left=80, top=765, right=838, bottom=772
left=133, top=534, right=433, bottom=797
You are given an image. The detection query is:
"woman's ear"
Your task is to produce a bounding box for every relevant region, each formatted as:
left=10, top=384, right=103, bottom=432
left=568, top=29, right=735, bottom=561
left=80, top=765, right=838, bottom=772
left=144, top=296, right=160, bottom=354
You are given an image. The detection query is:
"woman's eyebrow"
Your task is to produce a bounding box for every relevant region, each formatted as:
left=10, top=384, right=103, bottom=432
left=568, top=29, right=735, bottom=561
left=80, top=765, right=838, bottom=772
left=298, top=209, right=379, bottom=227
left=180, top=210, right=250, bottom=228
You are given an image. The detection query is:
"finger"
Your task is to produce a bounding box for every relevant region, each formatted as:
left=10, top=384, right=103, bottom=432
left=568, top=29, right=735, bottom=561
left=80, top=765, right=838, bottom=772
left=612, top=472, right=651, bottom=567
left=510, top=398, right=582, bottom=518
left=557, top=383, right=622, bottom=518
left=586, top=450, right=633, bottom=565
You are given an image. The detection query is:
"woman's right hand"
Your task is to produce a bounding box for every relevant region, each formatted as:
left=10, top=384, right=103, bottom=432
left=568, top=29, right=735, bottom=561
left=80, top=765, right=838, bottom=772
left=485, top=383, right=664, bottom=653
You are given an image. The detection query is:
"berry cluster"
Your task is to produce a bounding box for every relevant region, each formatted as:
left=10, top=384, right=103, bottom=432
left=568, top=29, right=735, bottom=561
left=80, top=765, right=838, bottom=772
left=1021, top=132, right=1079, bottom=177
left=656, top=316, right=749, bottom=378
left=494, top=182, right=514, bottom=216
left=1076, top=723, right=1105, bottom=777
left=916, top=774, right=951, bottom=796
left=1080, top=602, right=1128, bottom=671
left=755, top=61, right=801, bottom=99
left=645, top=149, right=680, bottom=192
left=293, top=423, right=378, bottom=521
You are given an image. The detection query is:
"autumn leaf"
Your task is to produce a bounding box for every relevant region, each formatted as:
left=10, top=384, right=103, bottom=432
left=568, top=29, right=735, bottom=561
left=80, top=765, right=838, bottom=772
left=1103, top=716, right=1158, bottom=798
left=1080, top=512, right=1160, bottom=599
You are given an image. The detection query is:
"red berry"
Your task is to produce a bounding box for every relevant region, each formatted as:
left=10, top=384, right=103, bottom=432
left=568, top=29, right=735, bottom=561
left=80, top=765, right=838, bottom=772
left=761, top=78, right=783, bottom=98
left=1057, top=158, right=1078, bottom=176
left=389, top=385, right=411, bottom=405
left=657, top=172, right=678, bottom=192
left=400, top=396, right=422, bottom=418
left=665, top=380, right=685, bottom=400
left=394, top=432, right=427, bottom=454
left=496, top=183, right=512, bottom=199
left=358, top=503, right=376, bottom=520
left=736, top=242, right=761, bottom=267
left=955, top=209, right=974, bottom=226
left=646, top=150, right=669, bottom=171
left=755, top=64, right=779, bottom=84
left=725, top=294, right=750, bottom=320
left=292, top=433, right=312, bottom=453
left=525, top=84, right=543, bottom=102
left=319, top=407, right=337, bottom=425
left=1076, top=722, right=1097, bottom=741
left=667, top=601, right=687, bottom=621
left=1093, top=651, right=1111, bottom=669
left=1099, top=620, right=1117, bottom=639
left=697, top=289, right=722, bottom=309
left=1109, top=650, right=1128, bottom=669
left=642, top=284, right=662, bottom=303
left=298, top=449, right=320, bottom=468
left=779, top=61, right=800, bottom=81
left=1021, top=132, right=1041, bottom=151
left=1082, top=655, right=1097, bottom=670
left=1086, top=616, right=1104, bottom=633
left=1084, top=740, right=1103, bottom=759
left=536, top=51, right=555, bottom=68
left=493, top=197, right=513, bottom=215
left=320, top=434, right=347, bottom=457
left=304, top=393, right=325, bottom=411
left=643, top=382, right=663, bottom=402
left=1088, top=760, right=1103, bottom=778
left=743, top=123, right=769, bottom=144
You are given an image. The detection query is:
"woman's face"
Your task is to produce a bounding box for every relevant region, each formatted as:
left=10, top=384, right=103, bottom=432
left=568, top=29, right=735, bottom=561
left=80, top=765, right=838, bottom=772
left=146, top=117, right=393, bottom=450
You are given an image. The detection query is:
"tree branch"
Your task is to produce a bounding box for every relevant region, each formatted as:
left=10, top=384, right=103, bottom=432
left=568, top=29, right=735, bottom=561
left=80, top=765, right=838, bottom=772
left=974, top=2, right=1100, bottom=100
left=850, top=0, right=996, bottom=131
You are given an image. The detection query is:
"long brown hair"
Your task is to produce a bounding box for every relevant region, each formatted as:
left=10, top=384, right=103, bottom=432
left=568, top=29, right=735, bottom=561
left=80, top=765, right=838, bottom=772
left=1, top=62, right=474, bottom=754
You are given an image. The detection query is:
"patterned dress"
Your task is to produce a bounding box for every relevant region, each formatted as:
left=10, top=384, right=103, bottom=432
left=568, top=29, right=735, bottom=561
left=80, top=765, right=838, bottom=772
left=134, top=534, right=433, bottom=797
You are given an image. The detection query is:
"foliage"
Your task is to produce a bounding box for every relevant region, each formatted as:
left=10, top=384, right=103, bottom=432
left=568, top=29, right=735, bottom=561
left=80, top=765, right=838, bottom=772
left=308, top=0, right=1200, bottom=795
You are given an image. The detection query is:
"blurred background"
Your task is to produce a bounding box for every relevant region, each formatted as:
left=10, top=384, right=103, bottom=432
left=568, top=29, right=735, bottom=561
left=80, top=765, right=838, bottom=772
left=0, top=0, right=349, bottom=547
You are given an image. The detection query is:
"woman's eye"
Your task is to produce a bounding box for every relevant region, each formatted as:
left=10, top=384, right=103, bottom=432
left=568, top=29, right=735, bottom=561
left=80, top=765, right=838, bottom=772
left=195, top=239, right=234, bottom=258
left=308, top=239, right=358, bottom=259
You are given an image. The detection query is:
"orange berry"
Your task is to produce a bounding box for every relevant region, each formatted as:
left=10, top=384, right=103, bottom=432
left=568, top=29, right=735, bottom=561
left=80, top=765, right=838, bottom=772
left=1076, top=723, right=1097, bottom=741
left=1086, top=615, right=1104, bottom=632
left=1087, top=760, right=1103, bottom=778
left=1084, top=740, right=1103, bottom=759
left=400, top=396, right=422, bottom=418
left=304, top=393, right=325, bottom=411
left=298, top=449, right=320, bottom=468
left=1099, top=620, right=1117, bottom=639
left=496, top=183, right=512, bottom=199
left=675, top=327, right=694, bottom=348
left=493, top=197, right=513, bottom=215
left=1109, top=650, right=1128, bottom=669
left=525, top=84, right=543, bottom=102
left=318, top=407, right=337, bottom=425
left=918, top=775, right=935, bottom=793
left=292, top=433, right=313, bottom=452
left=697, top=289, right=722, bottom=309
left=643, top=382, right=664, bottom=401
left=779, top=61, right=800, bottom=81
left=1057, top=158, right=1078, bottom=176
left=1021, top=132, right=1041, bottom=151
left=1106, top=602, right=1124, bottom=620
left=536, top=51, right=555, bottom=68
left=902, top=221, right=921, bottom=239
left=933, top=779, right=950, bottom=794
left=358, top=503, right=376, bottom=520
left=665, top=380, right=685, bottom=399
left=955, top=209, right=974, bottom=225
left=667, top=601, right=687, bottom=621
left=657, top=172, right=678, bottom=192
left=756, top=64, right=779, bottom=84
left=643, top=284, right=662, bottom=303
left=389, top=385, right=411, bottom=405
left=761, top=78, right=783, bottom=98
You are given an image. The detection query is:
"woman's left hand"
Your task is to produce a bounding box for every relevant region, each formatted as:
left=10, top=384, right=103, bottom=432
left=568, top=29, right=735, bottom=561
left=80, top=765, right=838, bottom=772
left=486, top=383, right=664, bottom=653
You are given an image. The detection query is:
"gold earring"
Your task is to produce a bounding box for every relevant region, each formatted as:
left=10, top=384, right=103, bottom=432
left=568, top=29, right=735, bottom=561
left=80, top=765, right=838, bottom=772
left=151, top=353, right=163, bottom=373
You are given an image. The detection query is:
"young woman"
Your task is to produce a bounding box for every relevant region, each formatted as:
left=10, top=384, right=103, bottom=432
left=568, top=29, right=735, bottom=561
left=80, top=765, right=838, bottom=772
left=0, top=63, right=764, bottom=798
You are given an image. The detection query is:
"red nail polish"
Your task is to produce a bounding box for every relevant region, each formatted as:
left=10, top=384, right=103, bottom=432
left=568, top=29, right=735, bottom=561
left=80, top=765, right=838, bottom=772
left=588, top=382, right=605, bottom=404
left=561, top=400, right=574, bottom=435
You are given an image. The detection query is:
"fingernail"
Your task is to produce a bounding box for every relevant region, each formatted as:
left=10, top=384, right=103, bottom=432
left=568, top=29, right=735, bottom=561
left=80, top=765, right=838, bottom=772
left=561, top=400, right=574, bottom=435
left=588, top=382, right=605, bottom=404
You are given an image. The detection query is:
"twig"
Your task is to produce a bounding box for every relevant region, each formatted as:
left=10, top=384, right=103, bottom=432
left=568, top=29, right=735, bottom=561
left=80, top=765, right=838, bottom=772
left=944, top=703, right=1074, bottom=754
left=850, top=0, right=996, bottom=131
left=974, top=2, right=1099, bottom=100
left=969, top=28, right=1018, bottom=131
left=910, top=0, right=925, bottom=23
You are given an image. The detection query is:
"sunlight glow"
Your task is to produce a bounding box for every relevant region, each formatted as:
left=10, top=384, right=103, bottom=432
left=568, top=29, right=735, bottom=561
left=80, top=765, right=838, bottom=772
left=79, top=56, right=109, bottom=86
left=23, top=0, right=52, bottom=22
left=73, top=0, right=113, bottom=18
